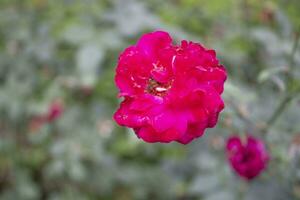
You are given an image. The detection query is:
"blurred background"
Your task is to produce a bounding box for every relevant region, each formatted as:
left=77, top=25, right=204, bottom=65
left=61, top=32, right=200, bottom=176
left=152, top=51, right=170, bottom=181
left=0, top=0, right=300, bottom=199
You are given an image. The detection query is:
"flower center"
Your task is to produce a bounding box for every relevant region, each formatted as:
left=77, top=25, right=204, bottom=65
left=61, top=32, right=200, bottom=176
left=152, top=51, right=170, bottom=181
left=146, top=78, right=172, bottom=97
left=240, top=150, right=254, bottom=163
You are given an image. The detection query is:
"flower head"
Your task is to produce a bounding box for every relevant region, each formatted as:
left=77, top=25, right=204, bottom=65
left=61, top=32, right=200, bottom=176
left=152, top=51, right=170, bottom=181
left=226, top=135, right=269, bottom=180
left=114, top=31, right=227, bottom=144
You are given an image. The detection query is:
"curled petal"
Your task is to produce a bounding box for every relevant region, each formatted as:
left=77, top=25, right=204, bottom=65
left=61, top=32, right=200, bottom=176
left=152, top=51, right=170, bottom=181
left=137, top=31, right=172, bottom=59
left=136, top=126, right=182, bottom=143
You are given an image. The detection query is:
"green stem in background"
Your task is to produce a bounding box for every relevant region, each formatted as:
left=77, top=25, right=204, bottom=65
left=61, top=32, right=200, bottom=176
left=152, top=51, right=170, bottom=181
left=265, top=94, right=293, bottom=131
left=288, top=31, right=300, bottom=75
left=264, top=32, right=300, bottom=133
left=237, top=180, right=247, bottom=200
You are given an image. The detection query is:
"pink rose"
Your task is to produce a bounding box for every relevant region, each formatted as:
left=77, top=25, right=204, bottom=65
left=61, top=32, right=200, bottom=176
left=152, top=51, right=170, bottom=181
left=114, top=31, right=226, bottom=144
left=226, top=135, right=269, bottom=180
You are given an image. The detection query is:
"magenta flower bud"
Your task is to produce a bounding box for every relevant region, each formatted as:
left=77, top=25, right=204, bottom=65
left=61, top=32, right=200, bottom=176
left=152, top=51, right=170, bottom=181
left=226, top=135, right=269, bottom=180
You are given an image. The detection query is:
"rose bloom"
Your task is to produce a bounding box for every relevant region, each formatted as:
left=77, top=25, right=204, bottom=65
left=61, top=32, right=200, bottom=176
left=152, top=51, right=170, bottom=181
left=114, top=31, right=227, bottom=144
left=226, top=135, right=269, bottom=180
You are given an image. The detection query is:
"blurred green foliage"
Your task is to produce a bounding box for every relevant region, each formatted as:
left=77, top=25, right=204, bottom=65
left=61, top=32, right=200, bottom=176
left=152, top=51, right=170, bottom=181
left=0, top=0, right=300, bottom=199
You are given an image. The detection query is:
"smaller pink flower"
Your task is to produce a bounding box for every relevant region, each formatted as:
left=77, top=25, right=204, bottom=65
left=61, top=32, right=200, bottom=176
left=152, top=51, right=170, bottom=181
left=226, top=135, right=269, bottom=180
left=46, top=100, right=64, bottom=122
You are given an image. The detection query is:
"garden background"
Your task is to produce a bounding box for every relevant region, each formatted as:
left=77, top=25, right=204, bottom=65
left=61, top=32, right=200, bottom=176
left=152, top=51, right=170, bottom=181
left=0, top=0, right=300, bottom=199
